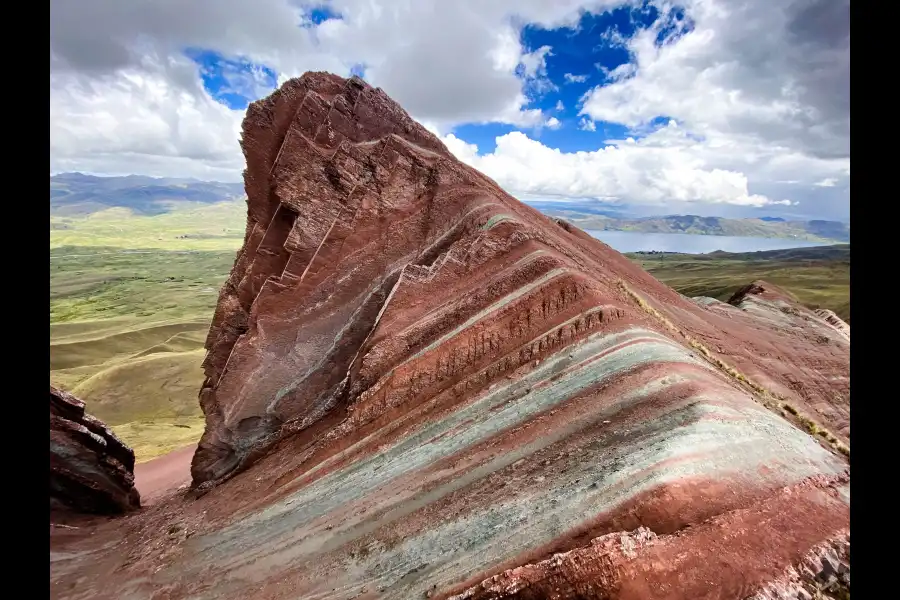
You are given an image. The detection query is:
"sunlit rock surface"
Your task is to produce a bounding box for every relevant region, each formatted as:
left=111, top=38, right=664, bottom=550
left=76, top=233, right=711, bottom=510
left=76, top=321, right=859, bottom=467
left=49, top=73, right=849, bottom=600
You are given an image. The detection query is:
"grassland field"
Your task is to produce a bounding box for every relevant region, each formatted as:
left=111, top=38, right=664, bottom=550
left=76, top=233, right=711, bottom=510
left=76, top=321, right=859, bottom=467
left=628, top=246, right=850, bottom=323
left=49, top=203, right=850, bottom=462
left=50, top=202, right=245, bottom=460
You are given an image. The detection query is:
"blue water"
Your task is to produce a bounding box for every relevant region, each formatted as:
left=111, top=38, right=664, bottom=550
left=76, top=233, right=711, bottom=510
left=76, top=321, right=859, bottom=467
left=585, top=230, right=829, bottom=255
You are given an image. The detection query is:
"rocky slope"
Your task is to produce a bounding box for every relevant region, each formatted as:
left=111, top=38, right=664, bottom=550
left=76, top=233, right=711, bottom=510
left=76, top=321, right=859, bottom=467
left=49, top=73, right=849, bottom=600
left=50, top=386, right=140, bottom=514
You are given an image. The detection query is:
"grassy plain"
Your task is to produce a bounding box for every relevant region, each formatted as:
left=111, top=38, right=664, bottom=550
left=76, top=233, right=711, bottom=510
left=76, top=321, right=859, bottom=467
left=50, top=245, right=237, bottom=460
left=50, top=201, right=246, bottom=251
left=49, top=204, right=243, bottom=461
left=627, top=245, right=850, bottom=322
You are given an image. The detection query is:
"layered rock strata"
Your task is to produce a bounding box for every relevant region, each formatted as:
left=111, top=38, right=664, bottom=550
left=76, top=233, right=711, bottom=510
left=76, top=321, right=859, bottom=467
left=50, top=73, right=849, bottom=600
left=50, top=385, right=140, bottom=514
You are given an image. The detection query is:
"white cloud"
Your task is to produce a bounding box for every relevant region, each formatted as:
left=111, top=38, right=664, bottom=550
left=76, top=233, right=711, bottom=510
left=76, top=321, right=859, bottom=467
left=564, top=73, right=588, bottom=83
left=518, top=45, right=558, bottom=96
left=50, top=59, right=245, bottom=180
left=214, top=61, right=277, bottom=101
left=49, top=0, right=849, bottom=218
left=520, top=45, right=552, bottom=78
left=49, top=0, right=629, bottom=178
left=442, top=120, right=847, bottom=210
left=580, top=0, right=849, bottom=161
left=599, top=24, right=630, bottom=48
left=442, top=134, right=481, bottom=166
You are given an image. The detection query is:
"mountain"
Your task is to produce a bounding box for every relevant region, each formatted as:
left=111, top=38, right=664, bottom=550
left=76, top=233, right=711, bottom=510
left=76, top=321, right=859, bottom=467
left=545, top=212, right=850, bottom=243
left=50, top=73, right=850, bottom=600
left=50, top=172, right=245, bottom=216
left=802, top=219, right=851, bottom=241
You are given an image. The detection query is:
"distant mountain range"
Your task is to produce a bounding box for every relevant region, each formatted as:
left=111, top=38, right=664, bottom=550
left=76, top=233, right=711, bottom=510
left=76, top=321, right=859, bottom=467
left=49, top=174, right=850, bottom=243
left=546, top=211, right=850, bottom=243
left=50, top=173, right=245, bottom=216
left=629, top=244, right=851, bottom=262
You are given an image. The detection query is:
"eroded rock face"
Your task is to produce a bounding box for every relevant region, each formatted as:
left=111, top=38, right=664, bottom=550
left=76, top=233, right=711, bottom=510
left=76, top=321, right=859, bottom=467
left=50, top=73, right=848, bottom=600
left=50, top=386, right=140, bottom=514
left=453, top=479, right=850, bottom=600
left=676, top=278, right=851, bottom=439
left=814, top=308, right=851, bottom=339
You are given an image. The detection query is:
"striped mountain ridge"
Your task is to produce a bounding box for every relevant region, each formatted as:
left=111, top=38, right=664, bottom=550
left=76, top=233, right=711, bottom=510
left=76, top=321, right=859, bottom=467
left=49, top=73, right=850, bottom=600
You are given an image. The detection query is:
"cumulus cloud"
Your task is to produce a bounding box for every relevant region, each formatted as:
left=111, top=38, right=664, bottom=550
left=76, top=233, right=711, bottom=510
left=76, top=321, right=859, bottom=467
left=49, top=0, right=849, bottom=218
left=443, top=125, right=780, bottom=207
left=50, top=59, right=246, bottom=180
left=580, top=0, right=850, bottom=161
left=50, top=0, right=628, bottom=178
left=442, top=119, right=848, bottom=212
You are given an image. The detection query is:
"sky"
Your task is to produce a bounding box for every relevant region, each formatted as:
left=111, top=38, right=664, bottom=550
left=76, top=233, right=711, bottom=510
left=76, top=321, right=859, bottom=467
left=49, top=0, right=850, bottom=221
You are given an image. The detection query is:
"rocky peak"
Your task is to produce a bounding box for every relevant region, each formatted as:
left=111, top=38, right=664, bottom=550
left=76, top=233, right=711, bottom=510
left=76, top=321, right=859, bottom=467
left=50, top=73, right=848, bottom=600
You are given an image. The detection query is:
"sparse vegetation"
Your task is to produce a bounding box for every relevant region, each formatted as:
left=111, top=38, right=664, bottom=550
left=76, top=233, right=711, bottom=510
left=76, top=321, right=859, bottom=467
left=627, top=246, right=850, bottom=323
left=50, top=214, right=239, bottom=460
left=50, top=200, right=851, bottom=462
left=619, top=280, right=849, bottom=458
left=111, top=417, right=207, bottom=461
left=50, top=201, right=246, bottom=252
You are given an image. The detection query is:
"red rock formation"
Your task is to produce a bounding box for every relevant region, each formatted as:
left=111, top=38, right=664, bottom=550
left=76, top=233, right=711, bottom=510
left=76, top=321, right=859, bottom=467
left=50, top=385, right=140, bottom=514
left=449, top=475, right=850, bottom=600
left=50, top=73, right=849, bottom=600
left=814, top=308, right=851, bottom=340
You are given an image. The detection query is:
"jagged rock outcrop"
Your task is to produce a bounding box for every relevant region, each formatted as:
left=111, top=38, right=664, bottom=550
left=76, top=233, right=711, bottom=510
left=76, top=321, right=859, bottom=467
left=814, top=308, right=851, bottom=339
left=451, top=477, right=850, bottom=600
left=727, top=281, right=849, bottom=345
left=50, top=73, right=849, bottom=600
left=50, top=385, right=140, bottom=514
left=748, top=532, right=850, bottom=600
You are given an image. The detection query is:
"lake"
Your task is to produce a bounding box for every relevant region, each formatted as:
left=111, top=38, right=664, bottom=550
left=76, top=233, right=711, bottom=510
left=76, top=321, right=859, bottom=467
left=585, top=230, right=829, bottom=254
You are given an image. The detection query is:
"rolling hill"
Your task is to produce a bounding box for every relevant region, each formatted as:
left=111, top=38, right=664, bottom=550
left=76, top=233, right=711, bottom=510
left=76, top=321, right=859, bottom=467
left=50, top=172, right=245, bottom=216
left=628, top=244, right=850, bottom=322
left=545, top=211, right=850, bottom=243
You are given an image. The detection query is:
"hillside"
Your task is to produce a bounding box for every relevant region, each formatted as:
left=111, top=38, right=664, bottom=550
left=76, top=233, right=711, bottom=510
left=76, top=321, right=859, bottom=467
left=50, top=201, right=246, bottom=251
left=50, top=172, right=244, bottom=216
left=49, top=239, right=850, bottom=462
left=547, top=211, right=850, bottom=243
left=51, top=174, right=850, bottom=244
left=50, top=246, right=235, bottom=459
left=628, top=245, right=850, bottom=322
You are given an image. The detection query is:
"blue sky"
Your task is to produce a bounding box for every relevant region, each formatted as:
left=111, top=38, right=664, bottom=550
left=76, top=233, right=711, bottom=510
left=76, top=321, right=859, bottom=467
left=186, top=49, right=278, bottom=109
left=50, top=0, right=850, bottom=221
left=456, top=5, right=654, bottom=155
